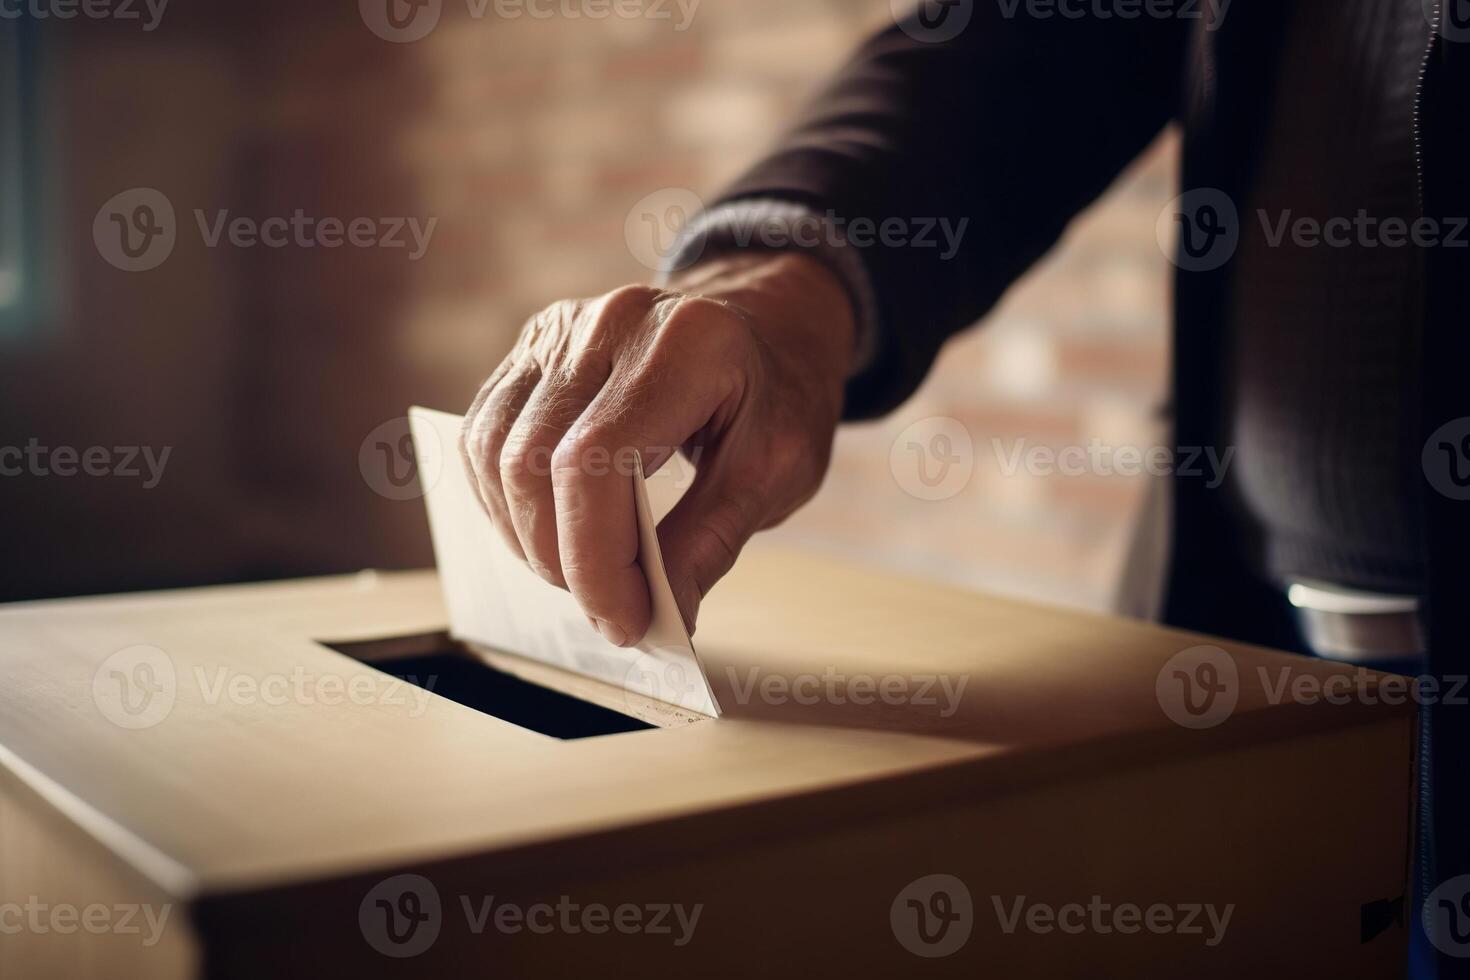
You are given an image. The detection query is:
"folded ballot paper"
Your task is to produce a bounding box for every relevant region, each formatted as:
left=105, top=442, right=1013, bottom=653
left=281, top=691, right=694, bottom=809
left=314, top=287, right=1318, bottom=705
left=408, top=407, right=722, bottom=718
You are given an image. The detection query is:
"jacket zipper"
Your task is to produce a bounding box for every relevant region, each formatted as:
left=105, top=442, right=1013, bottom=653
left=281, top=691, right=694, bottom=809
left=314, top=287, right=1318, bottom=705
left=1411, top=0, right=1440, bottom=927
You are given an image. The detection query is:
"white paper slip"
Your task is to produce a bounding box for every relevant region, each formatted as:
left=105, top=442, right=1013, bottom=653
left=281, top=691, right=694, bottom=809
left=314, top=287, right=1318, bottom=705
left=407, top=406, right=722, bottom=719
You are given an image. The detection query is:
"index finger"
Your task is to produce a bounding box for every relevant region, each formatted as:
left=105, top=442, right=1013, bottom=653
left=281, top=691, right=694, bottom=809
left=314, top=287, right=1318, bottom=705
left=551, top=319, right=744, bottom=645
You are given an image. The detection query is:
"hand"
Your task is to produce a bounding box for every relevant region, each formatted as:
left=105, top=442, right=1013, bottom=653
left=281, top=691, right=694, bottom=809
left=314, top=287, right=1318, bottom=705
left=459, top=251, right=856, bottom=646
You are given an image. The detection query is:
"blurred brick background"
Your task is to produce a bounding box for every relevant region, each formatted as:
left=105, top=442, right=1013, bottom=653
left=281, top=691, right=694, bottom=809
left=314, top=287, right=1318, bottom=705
left=0, top=0, right=1173, bottom=611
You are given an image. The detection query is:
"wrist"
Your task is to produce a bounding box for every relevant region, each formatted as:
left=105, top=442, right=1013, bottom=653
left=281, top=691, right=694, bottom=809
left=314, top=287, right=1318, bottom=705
left=665, top=252, right=857, bottom=381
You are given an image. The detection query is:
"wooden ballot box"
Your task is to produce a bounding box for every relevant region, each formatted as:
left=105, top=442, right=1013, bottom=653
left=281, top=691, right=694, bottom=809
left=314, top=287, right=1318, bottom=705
left=0, top=546, right=1416, bottom=978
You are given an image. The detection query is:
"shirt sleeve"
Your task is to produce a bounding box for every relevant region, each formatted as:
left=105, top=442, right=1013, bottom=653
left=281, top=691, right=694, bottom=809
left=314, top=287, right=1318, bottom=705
left=692, top=10, right=1188, bottom=419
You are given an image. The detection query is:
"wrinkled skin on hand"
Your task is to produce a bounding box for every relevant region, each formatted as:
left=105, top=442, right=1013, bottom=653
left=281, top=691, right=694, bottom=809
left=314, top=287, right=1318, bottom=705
left=459, top=252, right=855, bottom=646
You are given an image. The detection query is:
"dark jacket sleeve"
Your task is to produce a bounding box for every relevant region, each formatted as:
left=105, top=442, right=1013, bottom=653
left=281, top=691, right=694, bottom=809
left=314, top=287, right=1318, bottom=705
left=714, top=8, right=1189, bottom=419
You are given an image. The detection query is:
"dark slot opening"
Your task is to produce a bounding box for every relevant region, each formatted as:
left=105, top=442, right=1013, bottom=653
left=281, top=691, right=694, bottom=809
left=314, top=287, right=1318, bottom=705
left=325, top=636, right=653, bottom=740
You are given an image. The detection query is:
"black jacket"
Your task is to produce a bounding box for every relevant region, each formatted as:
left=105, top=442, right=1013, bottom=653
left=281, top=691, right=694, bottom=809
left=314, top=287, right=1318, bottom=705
left=711, top=0, right=1470, bottom=952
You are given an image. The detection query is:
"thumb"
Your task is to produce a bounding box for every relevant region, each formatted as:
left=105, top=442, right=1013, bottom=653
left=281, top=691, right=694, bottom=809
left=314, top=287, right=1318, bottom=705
left=656, top=466, right=764, bottom=635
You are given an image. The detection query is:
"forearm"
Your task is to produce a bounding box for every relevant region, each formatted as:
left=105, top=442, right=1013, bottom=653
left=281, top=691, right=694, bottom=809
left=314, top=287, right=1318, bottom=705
left=701, top=12, right=1188, bottom=417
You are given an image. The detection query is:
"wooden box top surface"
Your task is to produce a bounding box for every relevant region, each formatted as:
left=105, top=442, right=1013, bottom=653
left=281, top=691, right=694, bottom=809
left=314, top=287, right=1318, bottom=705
left=0, top=545, right=1411, bottom=904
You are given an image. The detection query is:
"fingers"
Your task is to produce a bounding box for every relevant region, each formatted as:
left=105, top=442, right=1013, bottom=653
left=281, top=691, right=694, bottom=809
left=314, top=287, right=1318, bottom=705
left=550, top=403, right=693, bottom=648
left=457, top=358, right=509, bottom=513
left=490, top=288, right=653, bottom=589
left=461, top=362, right=542, bottom=559
left=463, top=290, right=753, bottom=647
left=551, top=309, right=747, bottom=645
left=552, top=439, right=649, bottom=647
left=499, top=360, right=610, bottom=587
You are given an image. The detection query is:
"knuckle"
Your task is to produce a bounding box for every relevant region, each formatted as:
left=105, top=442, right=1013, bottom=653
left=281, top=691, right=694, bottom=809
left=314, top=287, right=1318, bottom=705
left=600, top=284, right=664, bottom=321
left=460, top=390, right=497, bottom=460
left=540, top=362, right=578, bottom=395
left=557, top=551, right=601, bottom=579
left=553, top=428, right=633, bottom=489
left=647, top=298, right=751, bottom=380
left=466, top=405, right=508, bottom=461
left=499, top=436, right=552, bottom=492
left=523, top=300, right=581, bottom=364
left=659, top=295, right=736, bottom=339
left=463, top=420, right=497, bottom=472
left=551, top=428, right=602, bottom=480
left=513, top=309, right=548, bottom=348
left=538, top=363, right=599, bottom=419
left=577, top=288, right=656, bottom=354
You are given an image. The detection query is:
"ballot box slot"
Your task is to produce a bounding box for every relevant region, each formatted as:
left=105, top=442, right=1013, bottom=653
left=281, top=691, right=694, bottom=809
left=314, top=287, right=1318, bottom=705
left=323, top=632, right=654, bottom=739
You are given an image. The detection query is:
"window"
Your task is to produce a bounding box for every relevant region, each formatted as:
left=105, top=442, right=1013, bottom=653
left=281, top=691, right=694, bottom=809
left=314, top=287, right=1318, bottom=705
left=0, top=22, right=40, bottom=338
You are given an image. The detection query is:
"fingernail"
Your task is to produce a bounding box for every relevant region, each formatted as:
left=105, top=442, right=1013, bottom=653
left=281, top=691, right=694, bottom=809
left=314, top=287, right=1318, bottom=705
left=594, top=618, right=628, bottom=647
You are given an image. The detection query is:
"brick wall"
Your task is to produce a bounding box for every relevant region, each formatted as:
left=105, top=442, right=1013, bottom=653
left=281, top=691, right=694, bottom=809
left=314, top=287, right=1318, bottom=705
left=314, top=0, right=1176, bottom=611
left=2, top=1, right=1174, bottom=611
